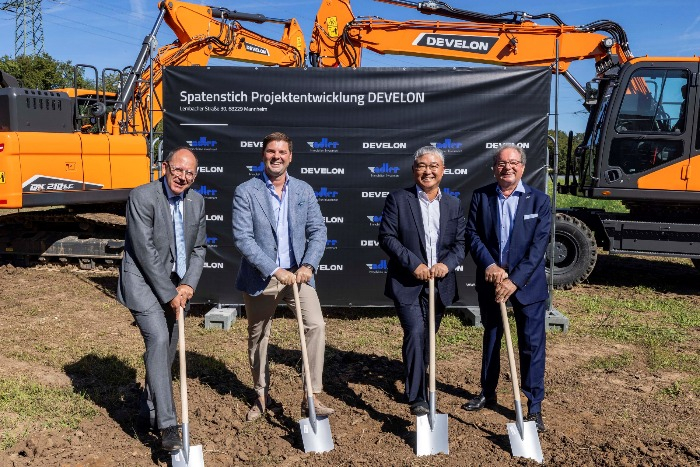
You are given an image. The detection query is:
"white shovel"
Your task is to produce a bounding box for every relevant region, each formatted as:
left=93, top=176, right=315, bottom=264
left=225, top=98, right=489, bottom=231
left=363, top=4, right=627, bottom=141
left=292, top=283, right=334, bottom=453
left=415, top=277, right=449, bottom=456
left=500, top=301, right=543, bottom=463
left=172, top=307, right=205, bottom=467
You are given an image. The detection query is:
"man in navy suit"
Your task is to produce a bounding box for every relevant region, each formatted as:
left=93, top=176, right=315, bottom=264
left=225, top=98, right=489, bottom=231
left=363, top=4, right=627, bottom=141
left=379, top=146, right=466, bottom=415
left=233, top=132, right=333, bottom=422
left=463, top=143, right=551, bottom=432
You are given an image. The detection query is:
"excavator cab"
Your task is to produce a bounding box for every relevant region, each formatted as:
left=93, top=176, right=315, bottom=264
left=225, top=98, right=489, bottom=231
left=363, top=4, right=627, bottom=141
left=579, top=60, right=699, bottom=200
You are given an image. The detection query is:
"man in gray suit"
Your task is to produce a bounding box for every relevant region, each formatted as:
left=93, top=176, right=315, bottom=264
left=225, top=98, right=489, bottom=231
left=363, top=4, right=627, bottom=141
left=117, top=147, right=207, bottom=451
left=233, top=132, right=333, bottom=422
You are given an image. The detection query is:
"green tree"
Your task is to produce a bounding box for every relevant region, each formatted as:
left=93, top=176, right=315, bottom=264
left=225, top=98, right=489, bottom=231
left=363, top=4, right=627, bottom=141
left=0, top=53, right=92, bottom=90
left=548, top=129, right=584, bottom=176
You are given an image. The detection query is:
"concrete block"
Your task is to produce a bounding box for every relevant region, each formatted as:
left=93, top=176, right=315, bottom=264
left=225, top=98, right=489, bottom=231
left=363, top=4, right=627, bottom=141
left=204, top=305, right=238, bottom=331
left=459, top=306, right=483, bottom=327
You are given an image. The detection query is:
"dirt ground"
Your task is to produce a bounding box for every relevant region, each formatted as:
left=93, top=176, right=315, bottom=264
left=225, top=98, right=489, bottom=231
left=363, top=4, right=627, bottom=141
left=0, top=254, right=699, bottom=466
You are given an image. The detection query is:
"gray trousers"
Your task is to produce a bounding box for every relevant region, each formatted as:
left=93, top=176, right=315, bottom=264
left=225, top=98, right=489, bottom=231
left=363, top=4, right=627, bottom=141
left=244, top=279, right=326, bottom=397
left=132, top=301, right=179, bottom=430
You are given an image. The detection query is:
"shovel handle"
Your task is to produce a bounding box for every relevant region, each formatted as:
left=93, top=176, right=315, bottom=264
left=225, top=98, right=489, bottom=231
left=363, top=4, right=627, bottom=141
left=428, top=277, right=436, bottom=394
left=292, top=283, right=315, bottom=401
left=177, top=306, right=189, bottom=425
left=500, top=302, right=522, bottom=412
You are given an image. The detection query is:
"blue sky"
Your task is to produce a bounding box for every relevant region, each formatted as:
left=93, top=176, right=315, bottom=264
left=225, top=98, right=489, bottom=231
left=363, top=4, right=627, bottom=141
left=1, top=0, right=699, bottom=133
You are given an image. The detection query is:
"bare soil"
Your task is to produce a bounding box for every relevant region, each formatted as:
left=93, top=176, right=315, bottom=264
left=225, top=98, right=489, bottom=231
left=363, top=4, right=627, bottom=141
left=0, top=254, right=699, bottom=466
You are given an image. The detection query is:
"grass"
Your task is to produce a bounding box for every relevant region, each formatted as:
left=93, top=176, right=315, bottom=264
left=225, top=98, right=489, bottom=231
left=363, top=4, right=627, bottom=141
left=0, top=376, right=98, bottom=450
left=586, top=352, right=634, bottom=371
left=552, top=191, right=628, bottom=213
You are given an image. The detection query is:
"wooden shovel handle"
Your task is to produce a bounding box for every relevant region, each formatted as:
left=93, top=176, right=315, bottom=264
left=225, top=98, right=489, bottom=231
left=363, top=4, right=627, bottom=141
left=178, top=306, right=189, bottom=425
left=292, top=283, right=314, bottom=399
left=500, top=302, right=521, bottom=406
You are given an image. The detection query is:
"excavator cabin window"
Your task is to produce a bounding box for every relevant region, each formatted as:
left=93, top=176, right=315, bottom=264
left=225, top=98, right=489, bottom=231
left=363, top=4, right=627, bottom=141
left=609, top=68, right=690, bottom=176
left=615, top=68, right=689, bottom=134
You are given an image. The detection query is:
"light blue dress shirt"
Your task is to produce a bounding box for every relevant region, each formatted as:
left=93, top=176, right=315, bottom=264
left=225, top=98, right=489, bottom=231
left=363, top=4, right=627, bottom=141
left=416, top=185, right=442, bottom=267
left=263, top=172, right=295, bottom=272
left=163, top=180, right=184, bottom=274
left=496, top=180, right=525, bottom=269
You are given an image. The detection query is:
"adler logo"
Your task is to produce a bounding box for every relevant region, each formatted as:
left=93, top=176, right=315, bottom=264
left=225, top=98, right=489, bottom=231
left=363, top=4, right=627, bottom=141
left=186, top=136, right=218, bottom=149
left=204, top=262, right=224, bottom=269
left=241, top=141, right=263, bottom=148
left=362, top=191, right=389, bottom=198
left=368, top=163, right=400, bottom=177
left=206, top=214, right=224, bottom=221
left=319, top=264, right=343, bottom=271
left=414, top=33, right=498, bottom=54
left=443, top=187, right=461, bottom=197
left=324, top=216, right=344, bottom=224
left=455, top=265, right=464, bottom=272
left=307, top=138, right=340, bottom=152
left=326, top=239, right=338, bottom=248
left=430, top=138, right=463, bottom=151
left=206, top=236, right=218, bottom=246
left=367, top=215, right=383, bottom=225
left=195, top=185, right=218, bottom=197
left=198, top=166, right=223, bottom=173
left=361, top=240, right=379, bottom=247
left=444, top=168, right=468, bottom=175
left=246, top=162, right=265, bottom=173
left=366, top=259, right=388, bottom=272
left=315, top=187, right=339, bottom=200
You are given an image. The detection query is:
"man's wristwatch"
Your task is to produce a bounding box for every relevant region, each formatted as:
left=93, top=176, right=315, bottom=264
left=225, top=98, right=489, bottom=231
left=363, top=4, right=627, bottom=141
left=300, top=263, right=315, bottom=274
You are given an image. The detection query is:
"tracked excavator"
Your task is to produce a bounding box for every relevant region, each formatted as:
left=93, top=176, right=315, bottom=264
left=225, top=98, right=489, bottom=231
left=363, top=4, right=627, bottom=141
left=310, top=0, right=700, bottom=287
left=0, top=0, right=306, bottom=268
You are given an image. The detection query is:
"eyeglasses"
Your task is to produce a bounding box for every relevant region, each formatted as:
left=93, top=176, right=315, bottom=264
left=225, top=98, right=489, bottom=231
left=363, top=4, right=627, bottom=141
left=494, top=160, right=523, bottom=169
left=414, top=163, right=442, bottom=171
left=166, top=162, right=196, bottom=181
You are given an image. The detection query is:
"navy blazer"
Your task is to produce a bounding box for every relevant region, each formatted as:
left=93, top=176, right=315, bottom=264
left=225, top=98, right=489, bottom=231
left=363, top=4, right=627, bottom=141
left=466, top=181, right=551, bottom=305
left=379, top=186, right=466, bottom=307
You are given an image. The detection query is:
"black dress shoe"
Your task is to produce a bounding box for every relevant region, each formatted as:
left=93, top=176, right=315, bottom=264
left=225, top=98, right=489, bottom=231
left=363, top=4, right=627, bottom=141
left=161, top=425, right=183, bottom=451
left=526, top=412, right=546, bottom=432
left=410, top=400, right=429, bottom=416
left=462, top=394, right=497, bottom=411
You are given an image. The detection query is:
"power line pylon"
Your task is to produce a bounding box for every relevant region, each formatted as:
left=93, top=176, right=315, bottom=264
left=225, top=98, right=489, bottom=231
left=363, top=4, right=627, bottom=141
left=1, top=0, right=45, bottom=57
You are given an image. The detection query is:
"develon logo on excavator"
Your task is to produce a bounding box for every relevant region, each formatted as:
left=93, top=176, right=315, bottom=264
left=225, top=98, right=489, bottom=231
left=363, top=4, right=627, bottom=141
left=244, top=43, right=270, bottom=56
left=413, top=33, right=498, bottom=54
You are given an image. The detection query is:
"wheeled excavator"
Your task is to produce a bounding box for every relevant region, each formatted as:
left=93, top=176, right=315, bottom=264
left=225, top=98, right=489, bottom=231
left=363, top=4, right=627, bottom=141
left=310, top=0, right=700, bottom=287
left=0, top=0, right=306, bottom=267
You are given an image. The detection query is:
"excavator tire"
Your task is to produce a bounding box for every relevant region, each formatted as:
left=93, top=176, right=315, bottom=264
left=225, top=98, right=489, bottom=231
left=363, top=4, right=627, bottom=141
left=547, top=213, right=598, bottom=290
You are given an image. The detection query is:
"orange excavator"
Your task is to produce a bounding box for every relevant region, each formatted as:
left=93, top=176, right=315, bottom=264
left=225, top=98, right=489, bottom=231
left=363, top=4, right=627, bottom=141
left=310, top=0, right=700, bottom=287
left=0, top=0, right=305, bottom=266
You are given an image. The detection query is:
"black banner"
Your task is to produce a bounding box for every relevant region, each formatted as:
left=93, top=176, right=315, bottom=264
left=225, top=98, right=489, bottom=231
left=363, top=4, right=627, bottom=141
left=163, top=67, right=550, bottom=306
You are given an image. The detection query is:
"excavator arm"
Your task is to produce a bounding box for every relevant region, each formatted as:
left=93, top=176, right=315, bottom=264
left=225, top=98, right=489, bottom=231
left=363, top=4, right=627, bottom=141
left=112, top=0, right=306, bottom=136
left=310, top=0, right=631, bottom=81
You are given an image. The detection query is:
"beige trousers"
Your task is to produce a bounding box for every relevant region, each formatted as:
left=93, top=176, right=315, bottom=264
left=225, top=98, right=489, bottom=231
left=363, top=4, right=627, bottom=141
left=244, top=278, right=326, bottom=397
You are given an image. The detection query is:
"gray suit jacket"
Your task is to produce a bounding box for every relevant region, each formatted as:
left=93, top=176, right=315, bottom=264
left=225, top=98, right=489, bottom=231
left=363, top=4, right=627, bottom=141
left=117, top=178, right=207, bottom=311
left=233, top=175, right=326, bottom=296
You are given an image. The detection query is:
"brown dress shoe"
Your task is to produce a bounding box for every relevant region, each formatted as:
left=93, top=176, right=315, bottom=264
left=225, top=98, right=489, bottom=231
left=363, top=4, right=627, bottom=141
left=301, top=396, right=335, bottom=417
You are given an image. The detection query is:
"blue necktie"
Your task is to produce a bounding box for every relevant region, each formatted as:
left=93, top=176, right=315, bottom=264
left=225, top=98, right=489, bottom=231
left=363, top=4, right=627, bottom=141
left=172, top=196, right=187, bottom=278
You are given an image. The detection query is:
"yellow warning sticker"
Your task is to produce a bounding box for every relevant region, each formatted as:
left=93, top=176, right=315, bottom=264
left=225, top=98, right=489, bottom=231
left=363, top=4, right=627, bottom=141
left=0, top=172, right=5, bottom=184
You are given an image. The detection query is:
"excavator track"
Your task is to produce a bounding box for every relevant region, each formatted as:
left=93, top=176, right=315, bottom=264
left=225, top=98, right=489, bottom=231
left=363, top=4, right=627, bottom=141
left=0, top=205, right=126, bottom=270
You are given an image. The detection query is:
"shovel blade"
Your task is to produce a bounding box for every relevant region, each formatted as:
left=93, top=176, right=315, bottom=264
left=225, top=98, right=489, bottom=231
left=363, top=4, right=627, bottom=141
left=299, top=416, right=334, bottom=453
left=415, top=413, right=449, bottom=456
left=506, top=421, right=543, bottom=463
left=171, top=444, right=205, bottom=467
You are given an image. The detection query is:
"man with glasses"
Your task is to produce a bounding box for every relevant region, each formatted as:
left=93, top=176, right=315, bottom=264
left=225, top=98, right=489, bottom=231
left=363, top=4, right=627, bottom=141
left=117, top=146, right=207, bottom=451
left=378, top=146, right=466, bottom=416
left=462, top=143, right=551, bottom=433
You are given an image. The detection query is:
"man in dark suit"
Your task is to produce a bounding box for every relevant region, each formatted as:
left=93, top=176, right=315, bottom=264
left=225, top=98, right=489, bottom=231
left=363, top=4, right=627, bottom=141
left=463, top=143, right=551, bottom=432
left=233, top=132, right=333, bottom=422
left=117, top=147, right=207, bottom=451
left=378, top=146, right=466, bottom=415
